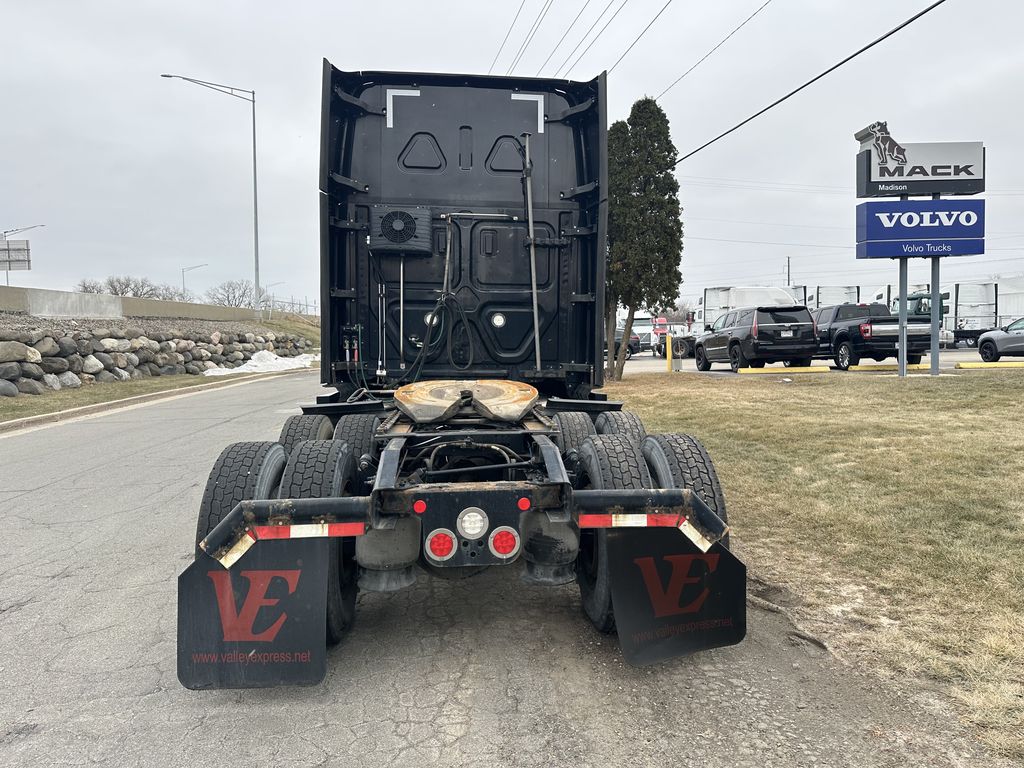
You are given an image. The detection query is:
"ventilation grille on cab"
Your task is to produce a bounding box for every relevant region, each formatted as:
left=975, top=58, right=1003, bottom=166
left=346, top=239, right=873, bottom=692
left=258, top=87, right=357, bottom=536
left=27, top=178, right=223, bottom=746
left=369, top=206, right=432, bottom=254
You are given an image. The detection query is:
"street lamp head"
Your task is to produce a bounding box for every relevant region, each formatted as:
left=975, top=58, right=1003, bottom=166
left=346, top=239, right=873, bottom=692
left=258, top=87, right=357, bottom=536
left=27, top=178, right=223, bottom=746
left=160, top=74, right=174, bottom=78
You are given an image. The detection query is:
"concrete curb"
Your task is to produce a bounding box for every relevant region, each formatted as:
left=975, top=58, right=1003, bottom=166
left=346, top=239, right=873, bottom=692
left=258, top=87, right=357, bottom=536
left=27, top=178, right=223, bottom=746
left=848, top=363, right=932, bottom=372
left=737, top=366, right=830, bottom=375
left=0, top=368, right=315, bottom=434
left=955, top=361, right=1024, bottom=369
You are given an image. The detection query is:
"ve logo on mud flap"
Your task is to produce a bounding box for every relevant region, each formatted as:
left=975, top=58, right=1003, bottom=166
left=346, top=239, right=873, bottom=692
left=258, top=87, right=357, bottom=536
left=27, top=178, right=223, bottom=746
left=208, top=569, right=300, bottom=642
left=633, top=554, right=719, bottom=618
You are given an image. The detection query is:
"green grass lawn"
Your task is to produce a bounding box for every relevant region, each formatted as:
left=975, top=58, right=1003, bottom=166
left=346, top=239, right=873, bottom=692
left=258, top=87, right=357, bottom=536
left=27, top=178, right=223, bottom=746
left=0, top=375, right=232, bottom=423
left=263, top=314, right=321, bottom=348
left=602, top=370, right=1024, bottom=758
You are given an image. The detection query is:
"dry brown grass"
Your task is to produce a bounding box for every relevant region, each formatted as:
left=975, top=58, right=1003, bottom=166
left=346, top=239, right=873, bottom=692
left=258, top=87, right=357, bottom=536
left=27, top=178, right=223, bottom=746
left=602, top=370, right=1024, bottom=758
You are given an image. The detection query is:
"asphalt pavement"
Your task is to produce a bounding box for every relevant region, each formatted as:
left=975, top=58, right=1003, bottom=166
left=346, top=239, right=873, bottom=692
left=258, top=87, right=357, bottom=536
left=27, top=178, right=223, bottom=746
left=0, top=371, right=1007, bottom=767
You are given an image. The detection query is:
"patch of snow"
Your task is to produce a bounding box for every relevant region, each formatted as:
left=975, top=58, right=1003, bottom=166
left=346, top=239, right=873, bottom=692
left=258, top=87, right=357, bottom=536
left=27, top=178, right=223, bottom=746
left=203, top=350, right=319, bottom=376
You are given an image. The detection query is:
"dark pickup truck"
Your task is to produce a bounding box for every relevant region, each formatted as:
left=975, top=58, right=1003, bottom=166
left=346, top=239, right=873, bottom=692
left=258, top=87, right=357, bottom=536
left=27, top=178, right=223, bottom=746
left=812, top=303, right=930, bottom=370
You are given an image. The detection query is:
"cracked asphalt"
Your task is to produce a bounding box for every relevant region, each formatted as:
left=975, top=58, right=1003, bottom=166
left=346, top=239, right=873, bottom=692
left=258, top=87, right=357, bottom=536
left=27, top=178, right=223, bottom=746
left=0, top=372, right=1007, bottom=767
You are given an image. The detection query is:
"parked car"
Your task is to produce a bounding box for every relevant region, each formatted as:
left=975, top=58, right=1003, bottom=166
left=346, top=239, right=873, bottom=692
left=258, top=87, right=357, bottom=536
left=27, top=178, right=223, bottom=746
left=606, top=329, right=640, bottom=360
left=812, top=303, right=930, bottom=370
left=694, top=305, right=817, bottom=372
left=978, top=317, right=1024, bottom=361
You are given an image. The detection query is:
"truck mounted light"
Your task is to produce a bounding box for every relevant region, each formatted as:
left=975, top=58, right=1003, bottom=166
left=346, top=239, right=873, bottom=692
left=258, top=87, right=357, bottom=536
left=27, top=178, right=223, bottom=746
left=426, top=529, right=457, bottom=561
left=491, top=313, right=506, bottom=328
left=488, top=526, right=520, bottom=559
left=413, top=499, right=427, bottom=514
left=457, top=507, right=488, bottom=539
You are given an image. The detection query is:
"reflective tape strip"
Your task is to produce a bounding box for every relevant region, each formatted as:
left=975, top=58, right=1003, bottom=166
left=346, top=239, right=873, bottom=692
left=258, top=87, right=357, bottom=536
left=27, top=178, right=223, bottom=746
left=578, top=513, right=687, bottom=529
left=251, top=523, right=367, bottom=540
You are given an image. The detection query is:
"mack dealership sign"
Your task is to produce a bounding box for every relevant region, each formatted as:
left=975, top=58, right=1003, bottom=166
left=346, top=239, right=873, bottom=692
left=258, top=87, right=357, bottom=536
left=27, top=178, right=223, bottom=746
left=856, top=199, right=985, bottom=259
left=854, top=121, right=985, bottom=197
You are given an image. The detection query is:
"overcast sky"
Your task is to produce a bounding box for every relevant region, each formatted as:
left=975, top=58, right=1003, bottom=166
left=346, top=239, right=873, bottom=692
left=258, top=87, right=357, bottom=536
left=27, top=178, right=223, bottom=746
left=2, top=0, right=1022, bottom=306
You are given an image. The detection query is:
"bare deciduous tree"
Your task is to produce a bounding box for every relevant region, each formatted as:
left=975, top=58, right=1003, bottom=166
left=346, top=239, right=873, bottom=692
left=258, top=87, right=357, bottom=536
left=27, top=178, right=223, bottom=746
left=206, top=279, right=255, bottom=308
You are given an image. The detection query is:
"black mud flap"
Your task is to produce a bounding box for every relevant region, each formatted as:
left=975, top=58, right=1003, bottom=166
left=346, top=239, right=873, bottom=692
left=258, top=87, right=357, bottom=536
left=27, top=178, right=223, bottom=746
left=607, top=529, right=746, bottom=666
left=177, top=539, right=329, bottom=690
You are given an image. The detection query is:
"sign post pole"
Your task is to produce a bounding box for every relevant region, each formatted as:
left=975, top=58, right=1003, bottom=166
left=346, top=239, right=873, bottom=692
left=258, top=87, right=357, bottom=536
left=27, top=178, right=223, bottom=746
left=898, top=256, right=908, bottom=378
left=930, top=256, right=941, bottom=376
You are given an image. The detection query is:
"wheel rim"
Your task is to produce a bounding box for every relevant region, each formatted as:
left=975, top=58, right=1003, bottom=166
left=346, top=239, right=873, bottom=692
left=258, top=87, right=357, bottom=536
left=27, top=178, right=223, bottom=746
left=730, top=348, right=740, bottom=370
left=839, top=345, right=850, bottom=368
left=981, top=344, right=995, bottom=362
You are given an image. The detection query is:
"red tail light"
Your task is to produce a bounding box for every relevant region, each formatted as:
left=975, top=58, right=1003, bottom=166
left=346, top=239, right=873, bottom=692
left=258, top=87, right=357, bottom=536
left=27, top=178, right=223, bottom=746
left=860, top=322, right=872, bottom=339
left=425, top=529, right=456, bottom=561
left=751, top=314, right=758, bottom=337
left=488, top=526, right=521, bottom=559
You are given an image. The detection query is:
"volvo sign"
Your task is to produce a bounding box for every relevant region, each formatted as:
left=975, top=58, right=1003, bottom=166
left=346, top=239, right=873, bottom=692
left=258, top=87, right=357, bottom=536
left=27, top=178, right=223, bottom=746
left=856, top=200, right=985, bottom=259
left=855, top=122, right=984, bottom=197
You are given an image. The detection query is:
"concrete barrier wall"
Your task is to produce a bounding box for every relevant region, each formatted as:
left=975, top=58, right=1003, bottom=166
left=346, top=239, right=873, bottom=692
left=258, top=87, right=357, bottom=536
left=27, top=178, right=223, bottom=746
left=26, top=288, right=123, bottom=318
left=0, top=286, right=258, bottom=322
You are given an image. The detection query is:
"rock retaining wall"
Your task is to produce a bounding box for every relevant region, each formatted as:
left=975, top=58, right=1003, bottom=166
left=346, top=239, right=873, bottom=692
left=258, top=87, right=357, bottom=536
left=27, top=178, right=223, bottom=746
left=0, top=326, right=311, bottom=397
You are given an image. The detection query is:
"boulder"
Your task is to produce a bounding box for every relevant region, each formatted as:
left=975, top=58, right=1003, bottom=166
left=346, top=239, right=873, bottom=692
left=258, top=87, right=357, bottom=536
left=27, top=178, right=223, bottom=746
left=16, top=377, right=46, bottom=395
left=23, top=329, right=46, bottom=345
left=184, top=362, right=203, bottom=375
left=167, top=328, right=183, bottom=340
left=125, top=327, right=145, bottom=339
left=33, top=337, right=60, bottom=357
left=135, top=348, right=155, bottom=364
left=255, top=336, right=265, bottom=344
left=110, top=352, right=128, bottom=369
left=0, top=330, right=25, bottom=342
left=154, top=353, right=170, bottom=367
left=109, top=328, right=126, bottom=339
left=0, top=341, right=32, bottom=363
left=210, top=354, right=225, bottom=364
left=0, top=378, right=17, bottom=397
left=126, top=353, right=139, bottom=367
left=151, top=332, right=167, bottom=343
left=93, top=351, right=115, bottom=370
left=161, top=365, right=179, bottom=376
left=57, top=337, right=78, bottom=356
left=20, top=362, right=44, bottom=379
left=172, top=352, right=185, bottom=364
left=203, top=360, right=218, bottom=370
left=146, top=363, right=161, bottom=376
left=82, top=354, right=105, bottom=374
left=210, top=331, right=222, bottom=345
left=111, top=368, right=131, bottom=381
left=241, top=343, right=255, bottom=352
left=39, top=357, right=69, bottom=374
left=76, top=338, right=94, bottom=355
left=98, top=338, right=119, bottom=352
left=158, top=341, right=175, bottom=354
left=0, top=362, right=20, bottom=380
left=181, top=352, right=193, bottom=363
left=175, top=340, right=189, bottom=353
left=57, top=371, right=82, bottom=389
left=66, top=353, right=84, bottom=373
left=244, top=333, right=255, bottom=344
left=24, top=346, right=42, bottom=363
left=265, top=332, right=276, bottom=342
left=94, top=369, right=117, bottom=383
left=130, top=367, right=144, bottom=380
left=79, top=373, right=96, bottom=385
left=42, top=373, right=61, bottom=391
left=91, top=328, right=111, bottom=339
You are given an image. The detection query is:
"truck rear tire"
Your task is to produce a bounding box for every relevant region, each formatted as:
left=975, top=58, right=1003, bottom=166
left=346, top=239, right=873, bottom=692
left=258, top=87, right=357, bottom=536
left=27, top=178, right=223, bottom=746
left=575, top=435, right=653, bottom=634
left=333, top=413, right=382, bottom=459
left=834, top=340, right=859, bottom=370
left=907, top=354, right=923, bottom=365
left=641, top=434, right=729, bottom=549
left=594, top=410, right=646, bottom=447
left=195, top=442, right=287, bottom=551
left=278, top=440, right=358, bottom=645
left=553, top=411, right=596, bottom=456
left=279, top=414, right=334, bottom=453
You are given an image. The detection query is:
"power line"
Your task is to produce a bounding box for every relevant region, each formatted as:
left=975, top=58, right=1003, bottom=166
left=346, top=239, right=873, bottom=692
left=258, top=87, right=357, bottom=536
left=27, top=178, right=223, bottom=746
left=552, top=0, right=618, bottom=77
left=488, top=0, right=528, bottom=75
left=688, top=236, right=850, bottom=249
left=670, top=0, right=951, bottom=167
left=535, top=0, right=594, bottom=76
left=657, top=0, right=773, bottom=99
left=681, top=173, right=846, bottom=191
left=608, top=0, right=673, bottom=74
left=561, top=0, right=633, bottom=78
left=506, top=0, right=557, bottom=75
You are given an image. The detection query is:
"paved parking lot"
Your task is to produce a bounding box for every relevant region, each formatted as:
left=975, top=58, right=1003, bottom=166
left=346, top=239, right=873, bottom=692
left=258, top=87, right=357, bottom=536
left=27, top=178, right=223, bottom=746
left=0, top=372, right=1007, bottom=767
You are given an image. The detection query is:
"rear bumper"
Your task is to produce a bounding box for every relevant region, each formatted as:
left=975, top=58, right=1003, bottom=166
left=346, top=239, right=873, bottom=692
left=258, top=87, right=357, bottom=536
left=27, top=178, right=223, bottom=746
left=746, top=340, right=817, bottom=360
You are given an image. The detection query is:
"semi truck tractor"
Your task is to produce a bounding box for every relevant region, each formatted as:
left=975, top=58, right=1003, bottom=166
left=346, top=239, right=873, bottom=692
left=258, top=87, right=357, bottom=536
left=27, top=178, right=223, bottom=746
left=177, top=62, right=745, bottom=689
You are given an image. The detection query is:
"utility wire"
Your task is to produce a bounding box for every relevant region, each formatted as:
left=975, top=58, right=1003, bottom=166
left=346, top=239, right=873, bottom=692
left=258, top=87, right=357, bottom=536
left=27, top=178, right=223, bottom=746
left=488, top=0, right=528, bottom=74
left=561, top=0, right=632, bottom=78
left=535, top=0, right=594, bottom=76
left=506, top=0, right=557, bottom=75
left=656, top=0, right=773, bottom=100
left=670, top=0, right=950, bottom=167
left=552, top=0, right=618, bottom=78
left=608, top=0, right=673, bottom=74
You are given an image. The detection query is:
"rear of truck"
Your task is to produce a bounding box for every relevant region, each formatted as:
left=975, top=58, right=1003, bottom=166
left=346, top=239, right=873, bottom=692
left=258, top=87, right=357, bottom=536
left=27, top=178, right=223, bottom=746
left=176, top=62, right=746, bottom=689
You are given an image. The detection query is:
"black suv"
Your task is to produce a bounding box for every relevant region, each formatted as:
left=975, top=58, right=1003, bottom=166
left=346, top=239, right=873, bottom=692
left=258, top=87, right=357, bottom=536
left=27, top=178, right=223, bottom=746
left=695, top=305, right=817, bottom=372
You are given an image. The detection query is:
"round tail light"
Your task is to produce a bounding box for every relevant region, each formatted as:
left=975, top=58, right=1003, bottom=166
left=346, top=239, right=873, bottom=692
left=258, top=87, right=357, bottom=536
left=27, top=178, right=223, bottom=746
left=425, top=529, right=456, bottom=561
left=488, top=526, right=521, bottom=559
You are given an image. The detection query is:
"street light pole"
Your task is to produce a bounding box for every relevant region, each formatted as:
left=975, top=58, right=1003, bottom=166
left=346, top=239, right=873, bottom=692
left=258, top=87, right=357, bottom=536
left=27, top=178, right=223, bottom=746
left=161, top=73, right=261, bottom=319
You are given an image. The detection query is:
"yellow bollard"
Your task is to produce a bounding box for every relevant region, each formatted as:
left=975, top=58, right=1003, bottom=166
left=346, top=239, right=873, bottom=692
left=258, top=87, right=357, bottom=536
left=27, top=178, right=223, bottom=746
left=665, top=334, right=672, bottom=372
